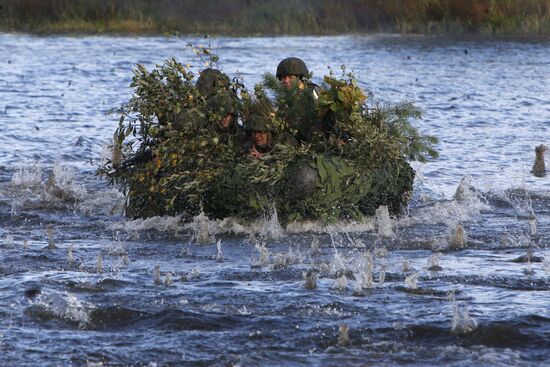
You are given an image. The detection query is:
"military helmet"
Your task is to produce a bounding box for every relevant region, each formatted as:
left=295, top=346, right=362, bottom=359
left=196, top=68, right=230, bottom=96
left=245, top=112, right=273, bottom=132
left=276, top=57, right=309, bottom=79
left=207, top=93, right=236, bottom=116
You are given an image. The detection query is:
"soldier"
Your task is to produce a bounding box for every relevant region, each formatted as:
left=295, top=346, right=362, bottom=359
left=196, top=68, right=235, bottom=128
left=207, top=93, right=245, bottom=144
left=276, top=57, right=321, bottom=99
left=275, top=57, right=337, bottom=143
left=159, top=68, right=244, bottom=150
left=243, top=99, right=298, bottom=158
left=243, top=109, right=275, bottom=158
left=196, top=68, right=230, bottom=95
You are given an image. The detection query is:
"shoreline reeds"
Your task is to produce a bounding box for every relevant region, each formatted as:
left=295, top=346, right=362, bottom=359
left=1, top=0, right=549, bottom=36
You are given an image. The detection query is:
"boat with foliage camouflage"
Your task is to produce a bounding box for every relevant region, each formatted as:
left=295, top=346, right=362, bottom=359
left=99, top=54, right=438, bottom=225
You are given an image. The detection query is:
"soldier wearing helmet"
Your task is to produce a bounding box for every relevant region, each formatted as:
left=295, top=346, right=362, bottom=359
left=275, top=57, right=328, bottom=143
left=196, top=68, right=230, bottom=96
left=196, top=68, right=235, bottom=127
left=195, top=68, right=244, bottom=143
left=276, top=57, right=321, bottom=100
left=243, top=98, right=298, bottom=158
left=244, top=112, right=274, bottom=158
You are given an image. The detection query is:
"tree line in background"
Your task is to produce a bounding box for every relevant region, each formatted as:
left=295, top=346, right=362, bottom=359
left=1, top=0, right=549, bottom=35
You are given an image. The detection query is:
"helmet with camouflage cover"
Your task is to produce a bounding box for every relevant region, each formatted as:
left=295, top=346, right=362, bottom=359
left=207, top=93, right=236, bottom=116
left=245, top=98, right=275, bottom=132
left=196, top=68, right=230, bottom=96
left=245, top=111, right=274, bottom=132
left=276, top=57, right=309, bottom=80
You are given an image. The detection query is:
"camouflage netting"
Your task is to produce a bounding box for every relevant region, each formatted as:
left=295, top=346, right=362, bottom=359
left=98, top=57, right=438, bottom=224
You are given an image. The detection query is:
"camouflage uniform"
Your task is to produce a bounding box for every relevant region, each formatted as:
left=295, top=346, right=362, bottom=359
left=199, top=69, right=246, bottom=144
left=170, top=68, right=245, bottom=143
left=275, top=57, right=332, bottom=143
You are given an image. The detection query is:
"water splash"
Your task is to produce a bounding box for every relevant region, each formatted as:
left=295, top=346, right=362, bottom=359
left=352, top=277, right=365, bottom=297
left=260, top=205, right=284, bottom=239
left=427, top=252, right=443, bottom=271
left=286, top=243, right=304, bottom=265
left=154, top=265, right=161, bottom=285
left=453, top=176, right=481, bottom=203
left=272, top=252, right=290, bottom=270
left=523, top=262, right=534, bottom=276
left=122, top=254, right=130, bottom=265
left=528, top=219, right=537, bottom=236
left=214, top=239, right=224, bottom=260
left=2, top=234, right=14, bottom=248
left=96, top=254, right=103, bottom=273
left=31, top=292, right=95, bottom=329
left=303, top=270, right=317, bottom=290
left=189, top=268, right=201, bottom=279
left=405, top=273, right=419, bottom=289
left=451, top=293, right=478, bottom=335
left=338, top=324, right=350, bottom=346
left=402, top=258, right=412, bottom=273
left=44, top=164, right=85, bottom=203
left=399, top=176, right=488, bottom=228
left=447, top=223, right=467, bottom=250
left=505, top=188, right=536, bottom=220
left=112, top=255, right=130, bottom=272
left=164, top=272, right=173, bottom=286
left=309, top=237, right=321, bottom=257
left=67, top=245, right=74, bottom=264
left=191, top=212, right=215, bottom=244
left=103, top=239, right=127, bottom=256
left=110, top=215, right=184, bottom=236
left=333, top=273, right=348, bottom=292
left=10, top=165, right=42, bottom=187
left=285, top=217, right=375, bottom=234
left=251, top=241, right=269, bottom=267
left=378, top=264, right=386, bottom=286
left=46, top=226, right=57, bottom=250
left=100, top=139, right=122, bottom=167
left=361, top=252, right=375, bottom=289
left=375, top=205, right=394, bottom=238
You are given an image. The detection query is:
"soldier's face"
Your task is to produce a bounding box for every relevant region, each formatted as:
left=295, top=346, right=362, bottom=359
left=251, top=131, right=270, bottom=147
left=279, top=74, right=298, bottom=89
left=218, top=114, right=233, bottom=129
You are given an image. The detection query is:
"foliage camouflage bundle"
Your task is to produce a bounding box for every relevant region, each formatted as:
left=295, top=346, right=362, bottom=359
left=100, top=58, right=242, bottom=218
left=99, top=57, right=438, bottom=223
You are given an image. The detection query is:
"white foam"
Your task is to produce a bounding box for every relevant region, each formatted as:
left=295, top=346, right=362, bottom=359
left=7, top=163, right=93, bottom=214
left=286, top=217, right=376, bottom=234
left=33, top=292, right=95, bottom=328
left=507, top=189, right=536, bottom=220
left=44, top=163, right=86, bottom=203
left=2, top=234, right=14, bottom=247
left=110, top=215, right=185, bottom=235
left=399, top=176, right=490, bottom=228
left=10, top=165, right=43, bottom=187
left=405, top=272, right=419, bottom=289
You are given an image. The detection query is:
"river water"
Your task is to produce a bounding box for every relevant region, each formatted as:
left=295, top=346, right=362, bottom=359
left=0, top=34, right=549, bottom=366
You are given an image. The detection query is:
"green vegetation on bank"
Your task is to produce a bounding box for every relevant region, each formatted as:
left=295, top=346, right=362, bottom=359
left=1, top=0, right=550, bottom=36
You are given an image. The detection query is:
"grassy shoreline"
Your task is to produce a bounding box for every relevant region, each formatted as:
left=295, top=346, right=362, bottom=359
left=2, top=0, right=550, bottom=37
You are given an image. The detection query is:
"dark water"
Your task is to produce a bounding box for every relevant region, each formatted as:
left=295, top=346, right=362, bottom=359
left=0, top=34, right=549, bottom=366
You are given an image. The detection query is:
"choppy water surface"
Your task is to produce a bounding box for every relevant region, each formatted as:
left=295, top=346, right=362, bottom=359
left=0, top=34, right=549, bottom=366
